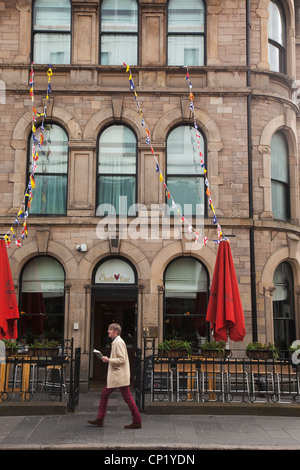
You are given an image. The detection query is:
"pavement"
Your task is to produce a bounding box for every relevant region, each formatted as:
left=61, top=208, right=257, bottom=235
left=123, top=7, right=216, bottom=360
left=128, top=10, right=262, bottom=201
left=1, top=388, right=300, bottom=455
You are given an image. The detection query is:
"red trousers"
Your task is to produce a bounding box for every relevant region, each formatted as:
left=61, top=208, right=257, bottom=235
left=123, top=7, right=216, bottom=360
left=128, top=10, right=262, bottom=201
left=97, top=385, right=141, bottom=424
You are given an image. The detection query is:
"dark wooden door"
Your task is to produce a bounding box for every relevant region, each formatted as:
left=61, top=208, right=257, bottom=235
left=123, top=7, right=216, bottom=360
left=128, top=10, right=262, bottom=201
left=92, top=299, right=136, bottom=382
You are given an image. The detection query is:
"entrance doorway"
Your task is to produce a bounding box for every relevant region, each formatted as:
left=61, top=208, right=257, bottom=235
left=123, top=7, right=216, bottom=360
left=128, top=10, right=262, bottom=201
left=91, top=299, right=136, bottom=383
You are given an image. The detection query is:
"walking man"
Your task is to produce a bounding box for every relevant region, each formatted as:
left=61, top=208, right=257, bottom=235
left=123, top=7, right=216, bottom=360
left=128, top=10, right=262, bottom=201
left=88, top=323, right=142, bottom=429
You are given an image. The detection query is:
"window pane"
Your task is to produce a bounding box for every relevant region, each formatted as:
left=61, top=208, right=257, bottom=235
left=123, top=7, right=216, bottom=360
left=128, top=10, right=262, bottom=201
left=165, top=258, right=208, bottom=296
left=30, top=125, right=68, bottom=174
left=168, top=35, right=204, bottom=66
left=33, top=33, right=71, bottom=64
left=101, top=35, right=137, bottom=65
left=268, top=1, right=284, bottom=46
left=20, top=257, right=65, bottom=342
left=98, top=175, right=136, bottom=214
left=271, top=132, right=288, bottom=183
left=168, top=0, right=204, bottom=33
left=30, top=175, right=67, bottom=215
left=29, top=124, right=68, bottom=215
left=34, top=0, right=71, bottom=31
left=271, top=180, right=287, bottom=220
left=101, top=0, right=138, bottom=32
left=165, top=258, right=208, bottom=342
left=99, top=126, right=136, bottom=174
left=167, top=177, right=204, bottom=216
left=167, top=127, right=205, bottom=175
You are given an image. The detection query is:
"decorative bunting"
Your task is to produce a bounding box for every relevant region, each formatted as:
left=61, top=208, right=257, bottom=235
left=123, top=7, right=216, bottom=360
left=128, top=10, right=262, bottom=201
left=124, top=63, right=226, bottom=245
left=123, top=62, right=207, bottom=246
left=184, top=66, right=226, bottom=243
left=3, top=64, right=53, bottom=248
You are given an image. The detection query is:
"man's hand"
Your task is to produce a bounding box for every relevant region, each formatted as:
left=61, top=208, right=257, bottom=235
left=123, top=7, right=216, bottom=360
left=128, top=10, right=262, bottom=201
left=101, top=356, right=109, bottom=363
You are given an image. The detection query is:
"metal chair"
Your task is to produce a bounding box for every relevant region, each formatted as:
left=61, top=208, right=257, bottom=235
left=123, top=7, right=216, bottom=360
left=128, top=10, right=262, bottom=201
left=224, top=361, right=250, bottom=402
left=199, top=359, right=225, bottom=402
left=249, top=361, right=276, bottom=402
left=274, top=363, right=300, bottom=403
left=176, top=359, right=199, bottom=402
left=43, top=364, right=67, bottom=399
left=151, top=358, right=173, bottom=402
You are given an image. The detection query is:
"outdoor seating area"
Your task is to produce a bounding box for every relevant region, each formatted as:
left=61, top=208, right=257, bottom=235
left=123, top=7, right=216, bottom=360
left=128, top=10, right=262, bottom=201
left=149, top=355, right=300, bottom=405
left=0, top=339, right=80, bottom=411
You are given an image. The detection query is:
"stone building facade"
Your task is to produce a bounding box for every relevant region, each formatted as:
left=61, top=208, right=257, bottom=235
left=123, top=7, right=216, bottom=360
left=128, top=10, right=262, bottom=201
left=0, top=0, right=300, bottom=388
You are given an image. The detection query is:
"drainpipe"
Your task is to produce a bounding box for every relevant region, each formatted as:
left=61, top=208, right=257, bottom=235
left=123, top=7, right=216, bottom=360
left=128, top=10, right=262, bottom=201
left=246, top=0, right=258, bottom=341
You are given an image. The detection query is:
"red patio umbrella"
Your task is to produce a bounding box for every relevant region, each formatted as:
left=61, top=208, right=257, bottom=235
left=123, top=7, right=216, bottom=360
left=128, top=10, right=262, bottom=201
left=206, top=240, right=245, bottom=343
left=0, top=239, right=19, bottom=339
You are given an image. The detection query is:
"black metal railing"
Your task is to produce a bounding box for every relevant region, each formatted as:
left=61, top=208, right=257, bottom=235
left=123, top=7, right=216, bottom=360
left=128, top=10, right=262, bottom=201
left=134, top=340, right=300, bottom=411
left=0, top=339, right=80, bottom=411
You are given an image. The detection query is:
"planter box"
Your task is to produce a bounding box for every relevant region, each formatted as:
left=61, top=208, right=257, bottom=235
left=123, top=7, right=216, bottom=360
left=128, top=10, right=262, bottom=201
left=246, top=349, right=274, bottom=360
left=200, top=349, right=232, bottom=359
left=28, top=348, right=59, bottom=357
left=5, top=349, right=18, bottom=357
left=158, top=349, right=188, bottom=358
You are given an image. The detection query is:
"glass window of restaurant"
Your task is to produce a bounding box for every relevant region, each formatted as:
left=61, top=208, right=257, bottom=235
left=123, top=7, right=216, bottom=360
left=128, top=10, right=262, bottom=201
left=166, top=125, right=206, bottom=217
left=273, top=261, right=295, bottom=352
left=164, top=257, right=209, bottom=348
left=97, top=124, right=137, bottom=215
left=268, top=0, right=286, bottom=73
left=33, top=0, right=71, bottom=65
left=167, top=0, right=205, bottom=66
left=19, top=257, right=65, bottom=345
left=28, top=123, right=68, bottom=215
left=100, top=0, right=138, bottom=65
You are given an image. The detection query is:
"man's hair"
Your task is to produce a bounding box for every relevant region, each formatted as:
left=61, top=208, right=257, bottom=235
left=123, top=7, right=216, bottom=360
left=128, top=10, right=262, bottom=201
left=108, top=323, right=122, bottom=335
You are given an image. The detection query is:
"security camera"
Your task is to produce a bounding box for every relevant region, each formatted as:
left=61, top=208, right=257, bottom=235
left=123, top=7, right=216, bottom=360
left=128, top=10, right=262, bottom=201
left=75, top=243, right=87, bottom=252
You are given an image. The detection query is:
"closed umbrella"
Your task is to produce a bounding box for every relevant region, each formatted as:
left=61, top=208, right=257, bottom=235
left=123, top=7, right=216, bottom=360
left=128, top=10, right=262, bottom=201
left=206, top=240, right=245, bottom=343
left=0, top=239, right=19, bottom=339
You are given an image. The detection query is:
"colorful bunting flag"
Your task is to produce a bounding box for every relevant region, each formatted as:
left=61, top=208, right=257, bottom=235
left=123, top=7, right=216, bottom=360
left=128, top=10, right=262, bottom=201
left=123, top=63, right=226, bottom=246
left=3, top=63, right=53, bottom=248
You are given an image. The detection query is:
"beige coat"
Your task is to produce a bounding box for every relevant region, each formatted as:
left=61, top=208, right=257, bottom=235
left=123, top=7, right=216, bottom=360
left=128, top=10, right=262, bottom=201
left=107, top=335, right=130, bottom=388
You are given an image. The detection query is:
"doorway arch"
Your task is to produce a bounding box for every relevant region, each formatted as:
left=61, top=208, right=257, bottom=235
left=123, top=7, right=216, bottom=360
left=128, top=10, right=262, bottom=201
left=90, top=256, right=138, bottom=384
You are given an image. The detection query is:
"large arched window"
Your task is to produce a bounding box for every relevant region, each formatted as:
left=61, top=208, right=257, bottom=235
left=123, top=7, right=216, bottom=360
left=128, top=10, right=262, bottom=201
left=167, top=0, right=205, bottom=66
left=97, top=125, right=137, bottom=215
left=164, top=257, right=209, bottom=347
left=271, top=131, right=289, bottom=221
left=100, top=0, right=138, bottom=65
left=33, top=0, right=71, bottom=64
left=166, top=125, right=206, bottom=216
left=19, top=257, right=65, bottom=344
left=28, top=124, right=68, bottom=215
left=273, top=262, right=295, bottom=351
left=268, top=0, right=286, bottom=73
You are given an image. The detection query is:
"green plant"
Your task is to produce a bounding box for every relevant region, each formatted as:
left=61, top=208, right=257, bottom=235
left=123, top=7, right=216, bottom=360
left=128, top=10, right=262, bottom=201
left=289, top=343, right=300, bottom=352
left=200, top=340, right=228, bottom=352
left=158, top=339, right=193, bottom=356
left=2, top=339, right=19, bottom=351
left=29, top=339, right=59, bottom=349
left=246, top=341, right=279, bottom=359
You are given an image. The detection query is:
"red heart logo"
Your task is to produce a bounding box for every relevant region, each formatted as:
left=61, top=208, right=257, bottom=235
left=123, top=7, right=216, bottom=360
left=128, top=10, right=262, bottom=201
left=114, top=274, right=120, bottom=281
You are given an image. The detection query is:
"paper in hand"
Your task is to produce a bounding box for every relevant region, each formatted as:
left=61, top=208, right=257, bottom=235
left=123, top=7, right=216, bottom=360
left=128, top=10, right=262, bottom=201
left=93, top=348, right=103, bottom=359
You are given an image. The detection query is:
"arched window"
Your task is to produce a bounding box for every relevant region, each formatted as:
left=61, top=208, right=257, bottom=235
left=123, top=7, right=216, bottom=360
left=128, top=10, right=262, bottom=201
left=33, top=0, right=71, bottom=64
left=273, top=262, right=295, bottom=351
left=164, top=257, right=209, bottom=346
left=97, top=125, right=137, bottom=215
left=100, top=0, right=138, bottom=65
left=28, top=124, right=68, bottom=215
left=19, top=257, right=65, bottom=343
left=271, top=131, right=289, bottom=221
left=167, top=0, right=205, bottom=66
left=166, top=125, right=206, bottom=216
left=268, top=0, right=286, bottom=73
